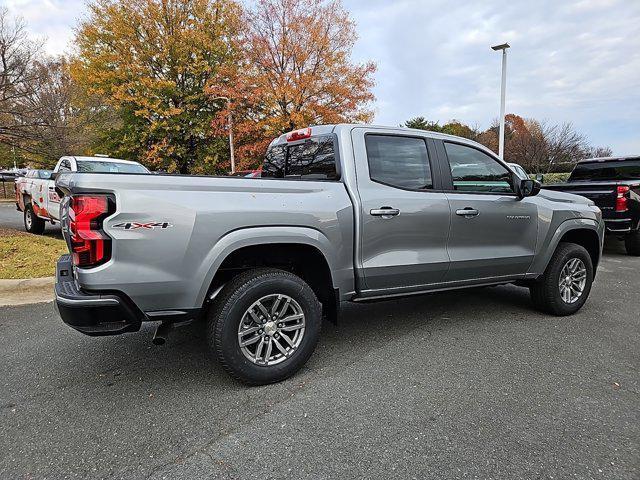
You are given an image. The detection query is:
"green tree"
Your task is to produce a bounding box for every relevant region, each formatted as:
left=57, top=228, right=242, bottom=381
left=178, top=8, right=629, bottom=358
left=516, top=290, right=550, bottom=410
left=71, top=0, right=241, bottom=173
left=440, top=120, right=478, bottom=140
left=403, top=116, right=442, bottom=132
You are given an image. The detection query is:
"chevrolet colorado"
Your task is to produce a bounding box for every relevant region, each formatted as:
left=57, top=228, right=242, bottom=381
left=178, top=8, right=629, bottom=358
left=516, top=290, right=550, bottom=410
left=543, top=156, right=640, bottom=255
left=54, top=125, right=605, bottom=385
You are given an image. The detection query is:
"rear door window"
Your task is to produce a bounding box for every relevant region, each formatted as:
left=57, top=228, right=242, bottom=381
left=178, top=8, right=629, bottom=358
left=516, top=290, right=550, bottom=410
left=365, top=135, right=433, bottom=190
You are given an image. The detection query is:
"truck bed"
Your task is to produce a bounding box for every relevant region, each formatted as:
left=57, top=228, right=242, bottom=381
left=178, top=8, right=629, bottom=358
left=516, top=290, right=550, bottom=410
left=55, top=172, right=356, bottom=312
left=543, top=180, right=639, bottom=233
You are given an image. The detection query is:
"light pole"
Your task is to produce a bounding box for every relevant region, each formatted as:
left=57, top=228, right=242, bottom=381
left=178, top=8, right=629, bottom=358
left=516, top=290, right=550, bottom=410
left=212, top=96, right=235, bottom=173
left=491, top=42, right=510, bottom=160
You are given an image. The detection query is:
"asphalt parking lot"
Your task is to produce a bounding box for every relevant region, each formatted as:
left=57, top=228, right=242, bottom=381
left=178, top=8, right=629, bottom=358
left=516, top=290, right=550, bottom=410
left=0, top=201, right=61, bottom=235
left=0, top=241, right=638, bottom=479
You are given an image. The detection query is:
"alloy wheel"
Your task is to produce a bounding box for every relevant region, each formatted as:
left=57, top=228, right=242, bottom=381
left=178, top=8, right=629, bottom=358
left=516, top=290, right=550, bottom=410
left=558, top=257, right=587, bottom=304
left=237, top=294, right=306, bottom=366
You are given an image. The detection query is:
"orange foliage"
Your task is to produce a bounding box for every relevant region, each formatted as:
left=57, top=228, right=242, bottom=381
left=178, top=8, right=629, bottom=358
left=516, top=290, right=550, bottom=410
left=208, top=0, right=376, bottom=168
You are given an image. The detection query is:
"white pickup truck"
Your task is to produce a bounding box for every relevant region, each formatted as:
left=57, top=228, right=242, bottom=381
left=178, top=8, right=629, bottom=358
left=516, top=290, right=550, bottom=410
left=15, top=156, right=148, bottom=233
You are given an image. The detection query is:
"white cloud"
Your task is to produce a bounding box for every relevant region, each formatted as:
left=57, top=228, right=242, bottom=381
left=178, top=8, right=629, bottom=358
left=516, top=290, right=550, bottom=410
left=345, top=0, right=640, bottom=153
left=2, top=0, right=638, bottom=153
left=1, top=0, right=86, bottom=55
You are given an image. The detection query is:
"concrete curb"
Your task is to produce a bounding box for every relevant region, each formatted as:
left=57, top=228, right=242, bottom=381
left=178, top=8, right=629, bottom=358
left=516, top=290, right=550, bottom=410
left=0, top=276, right=55, bottom=306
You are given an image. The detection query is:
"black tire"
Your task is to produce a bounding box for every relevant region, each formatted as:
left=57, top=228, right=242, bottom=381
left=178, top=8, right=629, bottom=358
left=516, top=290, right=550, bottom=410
left=624, top=230, right=640, bottom=256
left=530, top=242, right=593, bottom=316
left=24, top=204, right=45, bottom=234
left=207, top=268, right=322, bottom=385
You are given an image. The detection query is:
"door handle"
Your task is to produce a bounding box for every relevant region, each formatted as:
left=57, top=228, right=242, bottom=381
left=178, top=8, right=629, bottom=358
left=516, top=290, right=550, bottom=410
left=370, top=207, right=400, bottom=218
left=455, top=208, right=479, bottom=217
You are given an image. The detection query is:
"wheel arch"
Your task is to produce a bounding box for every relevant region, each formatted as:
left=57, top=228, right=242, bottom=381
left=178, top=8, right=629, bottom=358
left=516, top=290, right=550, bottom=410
left=531, top=218, right=603, bottom=277
left=558, top=228, right=601, bottom=271
left=197, top=227, right=341, bottom=323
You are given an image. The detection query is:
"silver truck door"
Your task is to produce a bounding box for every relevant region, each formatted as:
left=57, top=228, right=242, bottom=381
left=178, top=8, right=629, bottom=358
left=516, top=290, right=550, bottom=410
left=351, top=128, right=451, bottom=294
left=436, top=140, right=537, bottom=282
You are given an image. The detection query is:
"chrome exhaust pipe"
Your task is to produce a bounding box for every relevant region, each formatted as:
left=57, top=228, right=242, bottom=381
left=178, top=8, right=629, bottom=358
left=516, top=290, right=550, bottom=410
left=152, top=322, right=172, bottom=345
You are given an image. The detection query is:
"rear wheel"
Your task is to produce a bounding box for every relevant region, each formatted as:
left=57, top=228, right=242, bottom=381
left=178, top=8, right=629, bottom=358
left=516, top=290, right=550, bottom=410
left=24, top=204, right=45, bottom=234
left=530, top=242, right=593, bottom=316
left=624, top=230, right=640, bottom=256
left=207, top=268, right=322, bottom=385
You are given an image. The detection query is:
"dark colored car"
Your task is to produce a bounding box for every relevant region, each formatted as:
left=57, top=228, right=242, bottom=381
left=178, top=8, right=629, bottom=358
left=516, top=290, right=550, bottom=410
left=543, top=156, right=640, bottom=255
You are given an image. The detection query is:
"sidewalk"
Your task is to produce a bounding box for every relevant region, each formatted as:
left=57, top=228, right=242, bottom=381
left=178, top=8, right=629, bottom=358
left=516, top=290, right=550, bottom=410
left=0, top=277, right=55, bottom=306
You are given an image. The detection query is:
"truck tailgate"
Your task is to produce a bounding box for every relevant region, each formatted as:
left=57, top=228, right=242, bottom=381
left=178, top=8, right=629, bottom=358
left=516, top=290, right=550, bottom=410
left=544, top=182, right=616, bottom=211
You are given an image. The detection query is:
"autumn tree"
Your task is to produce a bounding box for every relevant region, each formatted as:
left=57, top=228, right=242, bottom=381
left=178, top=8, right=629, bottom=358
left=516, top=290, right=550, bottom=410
left=403, top=113, right=612, bottom=173
left=210, top=0, right=376, bottom=168
left=72, top=0, right=241, bottom=173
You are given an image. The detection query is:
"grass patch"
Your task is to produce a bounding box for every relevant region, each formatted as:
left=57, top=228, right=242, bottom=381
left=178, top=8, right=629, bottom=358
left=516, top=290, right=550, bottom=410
left=0, top=229, right=68, bottom=279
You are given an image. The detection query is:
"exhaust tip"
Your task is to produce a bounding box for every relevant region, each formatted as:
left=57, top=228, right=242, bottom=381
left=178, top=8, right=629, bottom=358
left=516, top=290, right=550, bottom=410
left=152, top=322, right=172, bottom=346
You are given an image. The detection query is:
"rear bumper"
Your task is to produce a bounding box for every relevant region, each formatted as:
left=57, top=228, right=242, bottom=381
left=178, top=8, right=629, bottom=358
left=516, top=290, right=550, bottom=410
left=54, top=255, right=143, bottom=336
left=604, top=218, right=635, bottom=234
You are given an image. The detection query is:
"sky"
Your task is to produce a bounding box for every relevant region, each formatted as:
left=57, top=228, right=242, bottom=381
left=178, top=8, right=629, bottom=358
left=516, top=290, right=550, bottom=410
left=2, top=0, right=639, bottom=155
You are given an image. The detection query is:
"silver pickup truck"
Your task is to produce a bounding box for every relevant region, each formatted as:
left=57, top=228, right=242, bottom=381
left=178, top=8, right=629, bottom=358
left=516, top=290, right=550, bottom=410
left=54, top=124, right=605, bottom=384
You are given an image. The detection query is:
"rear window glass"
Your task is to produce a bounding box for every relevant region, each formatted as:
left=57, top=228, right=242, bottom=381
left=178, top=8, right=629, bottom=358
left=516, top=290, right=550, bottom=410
left=76, top=161, right=149, bottom=174
left=569, top=159, right=640, bottom=181
left=262, top=136, right=338, bottom=180
left=262, top=145, right=287, bottom=178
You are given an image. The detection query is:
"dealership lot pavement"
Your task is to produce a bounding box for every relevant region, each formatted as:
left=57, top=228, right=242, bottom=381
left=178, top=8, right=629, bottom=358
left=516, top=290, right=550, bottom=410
left=0, top=202, right=61, bottom=235
left=0, top=202, right=27, bottom=231
left=0, top=241, right=638, bottom=479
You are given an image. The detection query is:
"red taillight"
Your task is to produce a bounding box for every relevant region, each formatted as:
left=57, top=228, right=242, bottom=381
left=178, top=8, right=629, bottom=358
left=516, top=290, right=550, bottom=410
left=68, top=195, right=113, bottom=267
left=286, top=127, right=312, bottom=142
left=615, top=185, right=630, bottom=212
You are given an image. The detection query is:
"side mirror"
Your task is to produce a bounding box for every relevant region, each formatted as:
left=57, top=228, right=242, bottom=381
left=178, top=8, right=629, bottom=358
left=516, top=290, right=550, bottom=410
left=517, top=178, right=541, bottom=199
left=50, top=171, right=59, bottom=181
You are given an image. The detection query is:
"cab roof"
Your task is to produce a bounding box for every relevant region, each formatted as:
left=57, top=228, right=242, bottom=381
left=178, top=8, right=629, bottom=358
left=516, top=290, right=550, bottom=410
left=65, top=156, right=142, bottom=165
left=270, top=124, right=496, bottom=157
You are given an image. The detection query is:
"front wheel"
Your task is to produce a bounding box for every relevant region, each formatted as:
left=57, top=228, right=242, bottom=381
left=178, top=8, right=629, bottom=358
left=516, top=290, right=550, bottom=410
left=207, top=268, right=322, bottom=385
left=530, top=242, right=594, bottom=316
left=24, top=204, right=45, bottom=234
left=624, top=230, right=640, bottom=256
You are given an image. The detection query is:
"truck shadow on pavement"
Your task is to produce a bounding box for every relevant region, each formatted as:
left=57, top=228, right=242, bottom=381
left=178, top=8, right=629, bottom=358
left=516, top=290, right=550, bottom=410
left=52, top=281, right=552, bottom=391
left=28, top=237, right=626, bottom=395
left=2, top=242, right=632, bottom=478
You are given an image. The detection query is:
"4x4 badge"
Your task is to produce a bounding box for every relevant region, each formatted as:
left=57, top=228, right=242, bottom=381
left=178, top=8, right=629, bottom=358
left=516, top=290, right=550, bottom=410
left=112, top=222, right=173, bottom=230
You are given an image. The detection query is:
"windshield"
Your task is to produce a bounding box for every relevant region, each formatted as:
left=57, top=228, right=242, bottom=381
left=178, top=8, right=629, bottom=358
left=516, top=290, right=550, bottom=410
left=569, top=159, right=640, bottom=181
left=76, top=160, right=149, bottom=174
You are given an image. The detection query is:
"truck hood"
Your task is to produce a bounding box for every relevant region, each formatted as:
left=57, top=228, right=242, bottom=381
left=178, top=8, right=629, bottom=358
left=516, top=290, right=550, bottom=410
left=537, top=188, right=595, bottom=206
